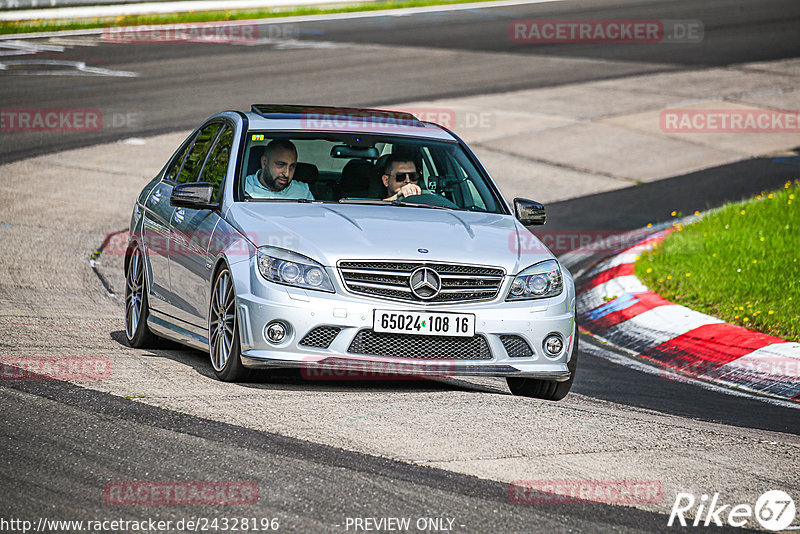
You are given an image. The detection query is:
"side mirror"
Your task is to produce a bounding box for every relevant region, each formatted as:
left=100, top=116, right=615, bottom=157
left=514, top=198, right=546, bottom=226
left=170, top=182, right=216, bottom=210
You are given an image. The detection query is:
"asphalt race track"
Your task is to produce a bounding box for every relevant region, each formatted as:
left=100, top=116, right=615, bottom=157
left=3, top=0, right=800, bottom=164
left=1, top=0, right=799, bottom=532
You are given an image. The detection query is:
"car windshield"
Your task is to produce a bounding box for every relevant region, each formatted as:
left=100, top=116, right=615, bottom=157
left=239, top=132, right=505, bottom=214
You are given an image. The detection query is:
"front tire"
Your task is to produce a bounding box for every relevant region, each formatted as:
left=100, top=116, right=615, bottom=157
left=209, top=267, right=250, bottom=382
left=507, top=329, right=579, bottom=401
left=125, top=244, right=160, bottom=348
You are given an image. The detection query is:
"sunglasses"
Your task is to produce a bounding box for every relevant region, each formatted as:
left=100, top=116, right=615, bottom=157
left=391, top=172, right=419, bottom=182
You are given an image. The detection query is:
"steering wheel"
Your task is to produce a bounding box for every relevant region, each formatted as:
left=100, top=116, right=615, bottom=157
left=399, top=193, right=460, bottom=209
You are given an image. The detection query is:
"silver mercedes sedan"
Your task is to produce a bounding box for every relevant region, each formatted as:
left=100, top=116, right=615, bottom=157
left=124, top=105, right=578, bottom=400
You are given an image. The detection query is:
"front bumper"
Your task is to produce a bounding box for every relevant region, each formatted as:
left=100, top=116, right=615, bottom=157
left=230, top=259, right=577, bottom=380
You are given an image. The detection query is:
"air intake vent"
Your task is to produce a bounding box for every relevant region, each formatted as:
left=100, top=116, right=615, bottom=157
left=299, top=326, right=341, bottom=348
left=348, top=330, right=492, bottom=360
left=500, top=335, right=534, bottom=358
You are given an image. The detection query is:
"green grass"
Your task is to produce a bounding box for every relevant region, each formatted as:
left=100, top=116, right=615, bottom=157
left=0, top=0, right=493, bottom=35
left=636, top=180, right=800, bottom=342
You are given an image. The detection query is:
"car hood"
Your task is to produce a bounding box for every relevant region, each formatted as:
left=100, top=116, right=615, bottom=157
left=225, top=202, right=554, bottom=274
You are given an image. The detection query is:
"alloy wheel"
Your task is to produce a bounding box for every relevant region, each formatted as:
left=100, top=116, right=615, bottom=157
left=209, top=269, right=237, bottom=372
left=125, top=247, right=144, bottom=340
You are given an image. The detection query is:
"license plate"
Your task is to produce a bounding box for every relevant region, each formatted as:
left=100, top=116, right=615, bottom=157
left=374, top=310, right=475, bottom=337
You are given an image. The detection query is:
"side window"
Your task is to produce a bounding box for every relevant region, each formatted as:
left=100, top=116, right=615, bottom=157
left=176, top=123, right=222, bottom=184
left=198, top=126, right=233, bottom=203
left=164, top=133, right=196, bottom=183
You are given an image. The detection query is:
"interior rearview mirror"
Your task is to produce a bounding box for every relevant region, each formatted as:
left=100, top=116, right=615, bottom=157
left=514, top=198, right=546, bottom=226
left=330, top=145, right=379, bottom=159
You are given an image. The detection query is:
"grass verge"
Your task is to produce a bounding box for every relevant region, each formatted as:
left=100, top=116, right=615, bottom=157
left=0, top=0, right=494, bottom=35
left=636, top=179, right=799, bottom=342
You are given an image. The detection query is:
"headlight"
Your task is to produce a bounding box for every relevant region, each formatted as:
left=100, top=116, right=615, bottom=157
left=506, top=259, right=563, bottom=300
left=257, top=246, right=334, bottom=292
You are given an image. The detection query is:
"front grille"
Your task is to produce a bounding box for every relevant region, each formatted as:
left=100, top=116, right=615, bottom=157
left=500, top=335, right=534, bottom=358
left=338, top=261, right=504, bottom=303
left=299, top=326, right=341, bottom=348
left=347, top=329, right=492, bottom=360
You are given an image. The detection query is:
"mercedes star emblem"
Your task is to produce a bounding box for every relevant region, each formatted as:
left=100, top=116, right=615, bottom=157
left=409, top=267, right=441, bottom=300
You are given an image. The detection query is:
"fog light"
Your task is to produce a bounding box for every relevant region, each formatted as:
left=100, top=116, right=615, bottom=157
left=543, top=334, right=564, bottom=358
left=264, top=321, right=288, bottom=344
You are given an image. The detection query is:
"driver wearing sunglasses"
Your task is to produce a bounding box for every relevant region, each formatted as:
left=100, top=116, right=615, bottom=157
left=382, top=154, right=423, bottom=201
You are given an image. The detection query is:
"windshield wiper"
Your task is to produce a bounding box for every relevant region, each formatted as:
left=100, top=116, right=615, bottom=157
left=392, top=200, right=455, bottom=210
left=245, top=197, right=317, bottom=203
left=338, top=198, right=456, bottom=210
left=339, top=198, right=456, bottom=210
left=338, top=198, right=387, bottom=206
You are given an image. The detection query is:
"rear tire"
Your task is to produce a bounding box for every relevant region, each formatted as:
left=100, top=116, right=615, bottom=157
left=125, top=244, right=160, bottom=348
left=507, top=328, right=579, bottom=401
left=209, top=267, right=250, bottom=382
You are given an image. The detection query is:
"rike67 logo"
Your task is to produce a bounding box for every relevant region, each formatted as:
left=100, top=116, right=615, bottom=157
left=668, top=490, right=796, bottom=531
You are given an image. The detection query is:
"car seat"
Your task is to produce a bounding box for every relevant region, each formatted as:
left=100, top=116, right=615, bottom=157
left=337, top=159, right=380, bottom=199
left=294, top=162, right=333, bottom=200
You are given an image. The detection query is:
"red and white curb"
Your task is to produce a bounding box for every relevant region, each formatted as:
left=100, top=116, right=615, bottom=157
left=568, top=229, right=800, bottom=402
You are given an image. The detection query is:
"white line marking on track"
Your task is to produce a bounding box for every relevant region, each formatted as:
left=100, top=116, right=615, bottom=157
left=0, top=39, right=65, bottom=52
left=0, top=59, right=138, bottom=77
left=0, top=50, right=36, bottom=57
left=239, top=38, right=343, bottom=48
left=44, top=37, right=101, bottom=47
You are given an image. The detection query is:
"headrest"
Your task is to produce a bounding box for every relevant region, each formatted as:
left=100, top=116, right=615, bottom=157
left=294, top=162, right=319, bottom=183
left=248, top=147, right=263, bottom=176
left=340, top=159, right=375, bottom=195
left=375, top=153, right=390, bottom=176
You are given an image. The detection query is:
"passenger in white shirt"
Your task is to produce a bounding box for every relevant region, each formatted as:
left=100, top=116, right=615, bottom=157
left=245, top=139, right=314, bottom=200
